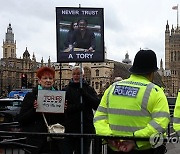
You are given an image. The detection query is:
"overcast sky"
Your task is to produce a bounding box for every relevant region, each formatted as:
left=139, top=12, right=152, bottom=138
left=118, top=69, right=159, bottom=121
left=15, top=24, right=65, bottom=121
left=0, top=0, right=179, bottom=67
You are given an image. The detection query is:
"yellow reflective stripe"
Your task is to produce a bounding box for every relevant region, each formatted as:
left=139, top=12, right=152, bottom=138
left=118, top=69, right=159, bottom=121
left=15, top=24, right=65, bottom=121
left=107, top=108, right=149, bottom=116
left=141, top=83, right=154, bottom=110
left=173, top=117, right=180, bottom=124
left=107, top=83, right=117, bottom=108
left=97, top=107, right=170, bottom=118
left=149, top=120, right=165, bottom=133
left=152, top=112, right=170, bottom=119
left=97, top=106, right=107, bottom=113
left=97, top=106, right=149, bottom=116
left=110, top=124, right=144, bottom=132
left=93, top=115, right=107, bottom=123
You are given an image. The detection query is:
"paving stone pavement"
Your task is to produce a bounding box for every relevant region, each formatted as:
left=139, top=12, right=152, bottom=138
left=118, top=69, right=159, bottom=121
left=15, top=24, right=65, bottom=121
left=166, top=143, right=180, bottom=154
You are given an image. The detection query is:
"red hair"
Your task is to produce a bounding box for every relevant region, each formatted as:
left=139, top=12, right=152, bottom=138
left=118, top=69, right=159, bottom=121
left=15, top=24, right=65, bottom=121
left=36, top=66, right=55, bottom=79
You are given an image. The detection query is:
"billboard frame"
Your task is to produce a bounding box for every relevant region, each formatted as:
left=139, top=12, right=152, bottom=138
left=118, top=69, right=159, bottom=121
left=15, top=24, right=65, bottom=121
left=56, top=7, right=104, bottom=63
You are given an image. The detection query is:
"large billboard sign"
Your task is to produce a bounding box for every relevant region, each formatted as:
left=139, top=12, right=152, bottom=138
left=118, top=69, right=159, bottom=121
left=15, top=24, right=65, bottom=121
left=56, top=7, right=104, bottom=62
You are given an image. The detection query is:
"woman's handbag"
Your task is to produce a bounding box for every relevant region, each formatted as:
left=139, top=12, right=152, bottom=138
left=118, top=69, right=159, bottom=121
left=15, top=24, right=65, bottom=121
left=42, top=113, right=65, bottom=138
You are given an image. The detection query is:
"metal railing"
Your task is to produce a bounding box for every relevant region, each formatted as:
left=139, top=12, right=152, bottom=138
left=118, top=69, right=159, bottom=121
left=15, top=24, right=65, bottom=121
left=167, top=104, right=175, bottom=137
left=0, top=131, right=153, bottom=154
left=0, top=102, right=177, bottom=154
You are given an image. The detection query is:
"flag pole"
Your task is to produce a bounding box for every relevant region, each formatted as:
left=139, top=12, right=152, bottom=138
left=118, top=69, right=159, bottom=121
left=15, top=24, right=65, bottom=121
left=177, top=4, right=179, bottom=29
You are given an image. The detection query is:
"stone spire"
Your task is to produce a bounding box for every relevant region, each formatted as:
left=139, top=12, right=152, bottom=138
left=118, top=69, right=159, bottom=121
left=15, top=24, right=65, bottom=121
left=122, top=52, right=131, bottom=65
left=3, top=23, right=16, bottom=58
left=48, top=56, right=51, bottom=67
left=165, top=20, right=169, bottom=32
left=32, top=52, right=36, bottom=62
left=41, top=57, right=44, bottom=66
left=23, top=47, right=30, bottom=59
left=5, top=23, right=15, bottom=43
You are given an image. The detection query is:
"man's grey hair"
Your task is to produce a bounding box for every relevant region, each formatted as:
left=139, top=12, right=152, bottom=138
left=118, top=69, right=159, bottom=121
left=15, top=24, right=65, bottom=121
left=71, top=66, right=84, bottom=74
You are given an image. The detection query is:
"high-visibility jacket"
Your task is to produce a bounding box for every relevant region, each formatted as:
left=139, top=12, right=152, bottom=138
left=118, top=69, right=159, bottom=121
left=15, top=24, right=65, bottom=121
left=94, top=74, right=170, bottom=150
left=173, top=91, right=180, bottom=135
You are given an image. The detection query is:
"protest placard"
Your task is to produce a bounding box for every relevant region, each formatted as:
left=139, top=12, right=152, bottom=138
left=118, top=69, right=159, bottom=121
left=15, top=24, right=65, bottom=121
left=36, top=90, right=65, bottom=113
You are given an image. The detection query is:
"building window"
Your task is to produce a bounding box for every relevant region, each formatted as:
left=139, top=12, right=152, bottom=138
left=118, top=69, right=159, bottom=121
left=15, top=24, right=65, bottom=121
left=171, top=52, right=173, bottom=61
left=92, top=81, right=94, bottom=88
left=100, top=81, right=102, bottom=89
left=5, top=48, right=7, bottom=57
left=11, top=49, right=14, bottom=57
left=84, top=67, right=91, bottom=84
left=95, top=82, right=99, bottom=89
left=174, top=51, right=177, bottom=61
left=178, top=52, right=180, bottom=61
left=95, top=69, right=99, bottom=76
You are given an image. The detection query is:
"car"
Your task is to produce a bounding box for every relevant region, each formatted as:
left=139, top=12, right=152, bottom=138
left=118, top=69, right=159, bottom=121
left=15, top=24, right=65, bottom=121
left=0, top=98, right=23, bottom=131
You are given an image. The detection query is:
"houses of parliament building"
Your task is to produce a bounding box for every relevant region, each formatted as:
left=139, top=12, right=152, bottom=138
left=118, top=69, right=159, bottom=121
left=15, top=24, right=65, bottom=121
left=158, top=21, right=180, bottom=96
left=0, top=23, right=178, bottom=97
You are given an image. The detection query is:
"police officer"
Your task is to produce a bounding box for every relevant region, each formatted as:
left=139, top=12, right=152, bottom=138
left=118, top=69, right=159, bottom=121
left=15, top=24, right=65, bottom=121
left=94, top=49, right=170, bottom=154
left=173, top=91, right=180, bottom=135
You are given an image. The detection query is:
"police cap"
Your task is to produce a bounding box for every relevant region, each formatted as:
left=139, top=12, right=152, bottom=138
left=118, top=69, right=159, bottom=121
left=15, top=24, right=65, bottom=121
left=129, top=49, right=158, bottom=74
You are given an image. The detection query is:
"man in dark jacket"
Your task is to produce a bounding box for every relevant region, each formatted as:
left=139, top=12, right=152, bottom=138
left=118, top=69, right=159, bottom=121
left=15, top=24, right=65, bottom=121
left=18, top=67, right=64, bottom=154
left=62, top=66, right=100, bottom=154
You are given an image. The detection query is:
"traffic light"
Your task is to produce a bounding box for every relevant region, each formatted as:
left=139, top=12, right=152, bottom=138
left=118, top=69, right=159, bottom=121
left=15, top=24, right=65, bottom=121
left=21, top=74, right=27, bottom=88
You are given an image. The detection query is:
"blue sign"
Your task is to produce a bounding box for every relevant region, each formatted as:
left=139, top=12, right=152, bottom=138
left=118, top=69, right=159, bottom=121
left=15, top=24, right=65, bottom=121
left=113, top=85, right=139, bottom=97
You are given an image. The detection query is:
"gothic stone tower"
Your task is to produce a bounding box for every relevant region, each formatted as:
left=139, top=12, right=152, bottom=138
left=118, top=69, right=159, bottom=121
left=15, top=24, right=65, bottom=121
left=165, top=21, right=180, bottom=96
left=2, top=23, right=16, bottom=58
left=0, top=24, right=38, bottom=95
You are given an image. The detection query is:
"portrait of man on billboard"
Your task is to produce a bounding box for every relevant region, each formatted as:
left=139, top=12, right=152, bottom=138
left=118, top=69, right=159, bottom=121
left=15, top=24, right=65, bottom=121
left=56, top=7, right=104, bottom=63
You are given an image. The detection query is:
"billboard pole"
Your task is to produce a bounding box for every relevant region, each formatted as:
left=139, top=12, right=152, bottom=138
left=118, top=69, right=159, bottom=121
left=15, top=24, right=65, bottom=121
left=80, top=62, right=84, bottom=154
left=56, top=6, right=104, bottom=153
left=79, top=4, right=83, bottom=154
left=59, top=63, right=62, bottom=90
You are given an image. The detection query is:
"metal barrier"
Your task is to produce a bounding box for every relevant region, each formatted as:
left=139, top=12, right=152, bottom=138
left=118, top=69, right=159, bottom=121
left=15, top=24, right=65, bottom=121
left=0, top=136, right=37, bottom=154
left=0, top=100, right=177, bottom=154
left=0, top=127, right=177, bottom=154
left=167, top=104, right=175, bottom=137
left=0, top=131, right=152, bottom=154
